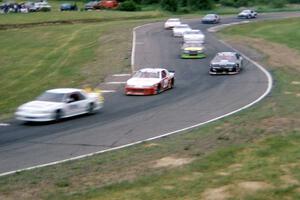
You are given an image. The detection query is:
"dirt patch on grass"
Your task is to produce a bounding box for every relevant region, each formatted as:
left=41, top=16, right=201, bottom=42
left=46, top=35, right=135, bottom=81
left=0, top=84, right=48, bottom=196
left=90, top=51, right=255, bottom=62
left=143, top=143, right=161, bottom=148
left=202, top=185, right=232, bottom=200
left=261, top=117, right=300, bottom=132
left=224, top=37, right=300, bottom=72
left=280, top=175, right=299, bottom=185
left=291, top=81, right=300, bottom=85
left=153, top=156, right=194, bottom=168
left=237, top=181, right=272, bottom=192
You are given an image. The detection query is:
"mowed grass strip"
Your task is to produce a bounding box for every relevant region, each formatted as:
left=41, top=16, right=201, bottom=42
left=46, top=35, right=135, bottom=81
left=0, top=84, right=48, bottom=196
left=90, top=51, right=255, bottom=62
left=0, top=18, right=300, bottom=200
left=0, top=19, right=159, bottom=119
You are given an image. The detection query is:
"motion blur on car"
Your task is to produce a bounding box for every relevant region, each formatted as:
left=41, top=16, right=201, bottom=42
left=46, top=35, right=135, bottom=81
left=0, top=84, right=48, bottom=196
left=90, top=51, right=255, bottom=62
left=60, top=2, right=78, bottom=11
left=15, top=88, right=104, bottom=122
left=202, top=14, right=221, bottom=24
left=183, top=29, right=205, bottom=44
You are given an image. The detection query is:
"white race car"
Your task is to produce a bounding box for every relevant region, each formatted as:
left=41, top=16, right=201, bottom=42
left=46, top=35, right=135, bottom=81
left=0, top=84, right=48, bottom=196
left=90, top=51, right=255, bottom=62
left=164, top=18, right=181, bottom=29
left=238, top=9, right=257, bottom=19
left=125, top=68, right=175, bottom=95
left=15, top=88, right=103, bottom=122
left=183, top=29, right=205, bottom=43
left=173, top=24, right=191, bottom=37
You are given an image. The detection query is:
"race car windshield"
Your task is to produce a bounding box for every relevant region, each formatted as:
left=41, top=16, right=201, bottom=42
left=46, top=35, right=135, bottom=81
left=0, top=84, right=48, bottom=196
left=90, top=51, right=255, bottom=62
left=241, top=10, right=251, bottom=13
left=133, top=71, right=160, bottom=78
left=183, top=43, right=202, bottom=48
left=36, top=92, right=65, bottom=102
left=168, top=19, right=179, bottom=22
left=185, top=30, right=201, bottom=34
left=212, top=64, right=236, bottom=68
left=204, top=14, right=216, bottom=19
left=175, top=25, right=189, bottom=29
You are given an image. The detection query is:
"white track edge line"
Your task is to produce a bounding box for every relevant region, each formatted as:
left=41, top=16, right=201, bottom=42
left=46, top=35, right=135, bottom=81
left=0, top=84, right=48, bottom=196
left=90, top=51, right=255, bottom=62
left=0, top=123, right=10, bottom=127
left=0, top=21, right=272, bottom=177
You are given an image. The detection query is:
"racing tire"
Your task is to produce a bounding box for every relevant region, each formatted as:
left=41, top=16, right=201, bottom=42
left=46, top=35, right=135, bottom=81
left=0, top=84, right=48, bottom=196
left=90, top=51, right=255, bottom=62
left=87, top=103, right=95, bottom=114
left=54, top=110, right=63, bottom=121
left=168, top=78, right=174, bottom=89
left=155, top=84, right=161, bottom=95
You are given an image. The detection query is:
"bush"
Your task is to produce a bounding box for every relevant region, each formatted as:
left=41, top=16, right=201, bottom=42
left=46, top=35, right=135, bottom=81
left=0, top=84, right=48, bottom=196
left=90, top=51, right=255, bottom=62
left=160, top=0, right=178, bottom=12
left=118, top=0, right=140, bottom=11
left=270, top=0, right=287, bottom=8
left=188, top=0, right=214, bottom=10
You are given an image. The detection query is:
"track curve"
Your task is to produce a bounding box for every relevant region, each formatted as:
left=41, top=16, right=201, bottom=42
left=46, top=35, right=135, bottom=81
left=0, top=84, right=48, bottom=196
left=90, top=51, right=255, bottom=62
left=0, top=12, right=299, bottom=175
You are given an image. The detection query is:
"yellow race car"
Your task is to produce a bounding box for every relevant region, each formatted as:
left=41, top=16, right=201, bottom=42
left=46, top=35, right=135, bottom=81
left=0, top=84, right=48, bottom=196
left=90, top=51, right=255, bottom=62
left=181, top=41, right=206, bottom=59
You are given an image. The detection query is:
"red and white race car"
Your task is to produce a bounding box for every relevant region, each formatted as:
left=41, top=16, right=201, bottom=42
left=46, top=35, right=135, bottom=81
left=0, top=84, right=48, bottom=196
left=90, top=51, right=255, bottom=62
left=125, top=68, right=175, bottom=95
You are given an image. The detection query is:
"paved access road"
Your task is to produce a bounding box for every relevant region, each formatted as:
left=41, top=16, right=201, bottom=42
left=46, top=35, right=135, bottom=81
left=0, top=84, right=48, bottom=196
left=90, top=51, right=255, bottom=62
left=0, top=12, right=299, bottom=174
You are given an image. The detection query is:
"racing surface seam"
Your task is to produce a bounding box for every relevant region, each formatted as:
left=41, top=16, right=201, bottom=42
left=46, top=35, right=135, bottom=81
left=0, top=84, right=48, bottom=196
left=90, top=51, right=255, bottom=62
left=0, top=20, right=272, bottom=177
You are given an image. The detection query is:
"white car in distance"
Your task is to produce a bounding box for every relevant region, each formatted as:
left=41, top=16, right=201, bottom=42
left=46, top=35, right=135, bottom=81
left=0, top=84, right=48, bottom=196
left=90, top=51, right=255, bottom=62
left=164, top=18, right=181, bottom=29
left=173, top=24, right=191, bottom=37
left=183, top=29, right=205, bottom=44
left=15, top=88, right=103, bottom=122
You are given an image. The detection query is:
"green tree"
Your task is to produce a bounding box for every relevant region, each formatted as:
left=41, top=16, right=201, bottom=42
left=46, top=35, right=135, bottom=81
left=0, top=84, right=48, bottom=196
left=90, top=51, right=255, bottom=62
left=160, top=0, right=178, bottom=12
left=188, top=0, right=214, bottom=10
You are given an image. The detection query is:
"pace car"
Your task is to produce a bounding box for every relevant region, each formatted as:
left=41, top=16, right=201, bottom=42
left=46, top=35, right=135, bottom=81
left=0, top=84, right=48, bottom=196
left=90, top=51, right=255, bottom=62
left=183, top=29, right=205, bottom=43
left=173, top=24, right=191, bottom=37
left=125, top=68, right=175, bottom=95
left=201, top=14, right=221, bottom=24
left=15, top=88, right=103, bottom=122
left=181, top=41, right=205, bottom=59
left=209, top=52, right=243, bottom=75
left=164, top=18, right=181, bottom=29
left=238, top=9, right=257, bottom=19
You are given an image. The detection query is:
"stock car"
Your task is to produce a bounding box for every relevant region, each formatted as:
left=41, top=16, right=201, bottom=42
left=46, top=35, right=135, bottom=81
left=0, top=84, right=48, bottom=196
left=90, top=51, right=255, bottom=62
left=181, top=41, right=205, bottom=59
left=238, top=9, right=257, bottom=19
left=183, top=29, right=205, bottom=43
left=173, top=24, right=191, bottom=37
left=209, top=52, right=243, bottom=75
left=164, top=18, right=181, bottom=29
left=201, top=14, right=221, bottom=24
left=60, top=3, right=78, bottom=11
left=125, top=68, right=175, bottom=95
left=15, top=88, right=103, bottom=122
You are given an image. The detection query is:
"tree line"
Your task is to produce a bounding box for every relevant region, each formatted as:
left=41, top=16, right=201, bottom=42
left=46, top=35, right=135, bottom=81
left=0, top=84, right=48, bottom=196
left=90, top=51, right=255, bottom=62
left=118, top=0, right=299, bottom=12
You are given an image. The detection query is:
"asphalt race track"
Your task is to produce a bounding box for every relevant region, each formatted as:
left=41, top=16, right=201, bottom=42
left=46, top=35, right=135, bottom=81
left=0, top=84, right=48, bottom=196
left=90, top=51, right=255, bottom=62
left=0, top=12, right=300, bottom=174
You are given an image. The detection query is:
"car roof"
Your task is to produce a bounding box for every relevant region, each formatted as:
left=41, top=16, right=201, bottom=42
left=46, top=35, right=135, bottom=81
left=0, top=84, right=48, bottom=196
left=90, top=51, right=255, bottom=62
left=175, top=24, right=189, bottom=28
left=205, top=14, right=217, bottom=17
left=167, top=18, right=180, bottom=21
left=185, top=29, right=201, bottom=33
left=139, top=68, right=166, bottom=73
left=46, top=88, right=82, bottom=94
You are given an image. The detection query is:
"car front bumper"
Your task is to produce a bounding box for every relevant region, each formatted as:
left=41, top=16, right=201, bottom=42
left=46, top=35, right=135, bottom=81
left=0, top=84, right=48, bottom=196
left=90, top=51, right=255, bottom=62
left=181, top=53, right=206, bottom=59
left=15, top=111, right=54, bottom=122
left=209, top=68, right=239, bottom=75
left=125, top=87, right=156, bottom=95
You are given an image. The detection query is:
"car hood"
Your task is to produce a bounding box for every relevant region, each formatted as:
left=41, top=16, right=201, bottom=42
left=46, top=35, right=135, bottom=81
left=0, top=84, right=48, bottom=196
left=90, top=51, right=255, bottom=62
left=184, top=47, right=204, bottom=51
left=127, top=78, right=160, bottom=87
left=184, top=34, right=204, bottom=39
left=18, top=101, right=63, bottom=111
left=174, top=28, right=191, bottom=33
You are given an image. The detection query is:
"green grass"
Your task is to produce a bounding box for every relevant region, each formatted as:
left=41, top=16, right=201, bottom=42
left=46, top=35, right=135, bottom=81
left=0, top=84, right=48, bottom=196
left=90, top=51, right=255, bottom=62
left=222, top=17, right=300, bottom=51
left=0, top=18, right=163, bottom=119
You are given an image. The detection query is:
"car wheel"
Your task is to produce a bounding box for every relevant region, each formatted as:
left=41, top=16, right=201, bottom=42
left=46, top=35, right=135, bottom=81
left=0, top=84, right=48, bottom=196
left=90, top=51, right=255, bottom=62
left=168, top=78, right=174, bottom=89
left=87, top=103, right=95, bottom=114
left=155, top=84, right=161, bottom=94
left=54, top=110, right=63, bottom=121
